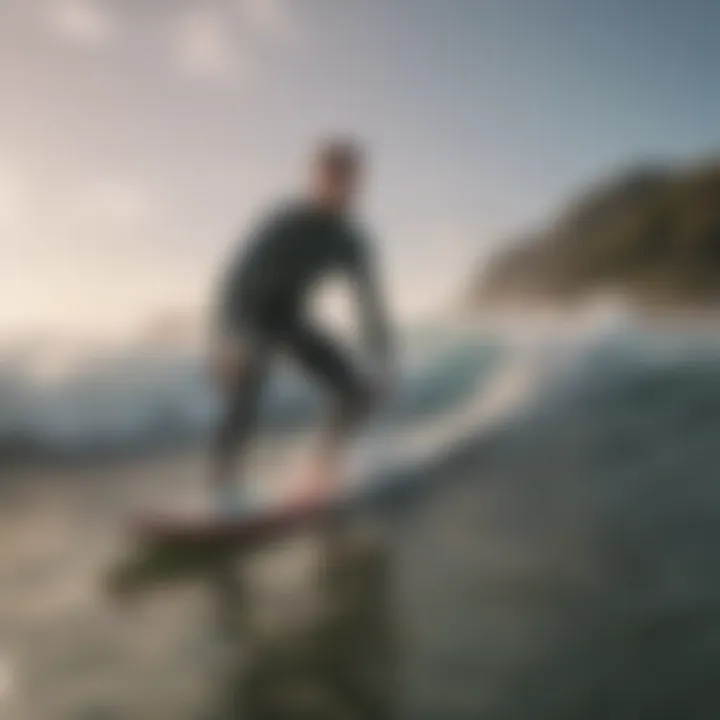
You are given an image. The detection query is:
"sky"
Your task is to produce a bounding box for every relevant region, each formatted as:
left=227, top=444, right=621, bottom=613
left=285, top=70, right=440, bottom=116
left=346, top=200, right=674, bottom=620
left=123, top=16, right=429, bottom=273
left=1, top=0, right=720, bottom=341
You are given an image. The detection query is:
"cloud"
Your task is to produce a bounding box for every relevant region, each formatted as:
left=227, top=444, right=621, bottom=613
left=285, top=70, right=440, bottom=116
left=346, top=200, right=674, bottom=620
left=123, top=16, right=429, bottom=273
left=165, top=1, right=301, bottom=84
left=170, top=7, right=248, bottom=80
left=238, top=0, right=300, bottom=44
left=7, top=173, right=155, bottom=254
left=44, top=0, right=115, bottom=47
left=76, top=178, right=153, bottom=226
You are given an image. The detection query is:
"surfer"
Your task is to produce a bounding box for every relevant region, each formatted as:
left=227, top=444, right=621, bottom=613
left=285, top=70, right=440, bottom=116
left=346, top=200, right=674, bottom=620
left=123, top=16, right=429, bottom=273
left=210, top=139, right=393, bottom=509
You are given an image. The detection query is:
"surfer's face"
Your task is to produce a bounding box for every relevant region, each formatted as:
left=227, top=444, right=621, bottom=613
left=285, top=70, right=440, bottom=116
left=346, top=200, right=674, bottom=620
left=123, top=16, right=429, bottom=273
left=310, top=143, right=364, bottom=213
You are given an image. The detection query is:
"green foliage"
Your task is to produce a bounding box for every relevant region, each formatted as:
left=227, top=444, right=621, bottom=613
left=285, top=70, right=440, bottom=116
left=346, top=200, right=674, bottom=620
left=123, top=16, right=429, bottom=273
left=475, top=161, right=720, bottom=306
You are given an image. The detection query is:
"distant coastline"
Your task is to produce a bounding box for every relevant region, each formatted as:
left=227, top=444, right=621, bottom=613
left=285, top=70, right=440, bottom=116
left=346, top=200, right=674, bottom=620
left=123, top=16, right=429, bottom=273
left=470, top=159, right=720, bottom=310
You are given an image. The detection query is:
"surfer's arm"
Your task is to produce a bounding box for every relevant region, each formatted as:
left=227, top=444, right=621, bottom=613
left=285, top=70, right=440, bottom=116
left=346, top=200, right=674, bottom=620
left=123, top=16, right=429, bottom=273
left=212, top=208, right=284, bottom=339
left=352, top=242, right=393, bottom=378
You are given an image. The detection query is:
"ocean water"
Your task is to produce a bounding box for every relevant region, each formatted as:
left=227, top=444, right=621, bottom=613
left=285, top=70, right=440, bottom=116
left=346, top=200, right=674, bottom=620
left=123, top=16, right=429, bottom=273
left=0, top=323, right=504, bottom=459
left=1, top=311, right=720, bottom=718
left=398, top=320, right=720, bottom=718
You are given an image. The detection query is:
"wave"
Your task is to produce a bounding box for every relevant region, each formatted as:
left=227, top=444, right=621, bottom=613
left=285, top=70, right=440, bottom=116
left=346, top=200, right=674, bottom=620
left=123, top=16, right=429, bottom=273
left=4, top=305, right=718, bottom=471
left=0, top=327, right=508, bottom=459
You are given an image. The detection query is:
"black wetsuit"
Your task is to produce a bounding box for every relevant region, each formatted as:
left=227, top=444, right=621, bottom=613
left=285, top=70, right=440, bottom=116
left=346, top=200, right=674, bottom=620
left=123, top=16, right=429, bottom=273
left=213, top=201, right=391, bottom=477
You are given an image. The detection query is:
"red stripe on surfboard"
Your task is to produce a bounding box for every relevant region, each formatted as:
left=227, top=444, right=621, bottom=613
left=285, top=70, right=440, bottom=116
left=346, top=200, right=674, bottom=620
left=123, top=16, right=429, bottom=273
left=131, top=496, right=333, bottom=544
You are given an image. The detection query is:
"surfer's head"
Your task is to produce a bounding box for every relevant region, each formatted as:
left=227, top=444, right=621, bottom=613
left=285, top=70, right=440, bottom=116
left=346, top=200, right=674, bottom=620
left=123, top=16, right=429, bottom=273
left=309, top=137, right=364, bottom=213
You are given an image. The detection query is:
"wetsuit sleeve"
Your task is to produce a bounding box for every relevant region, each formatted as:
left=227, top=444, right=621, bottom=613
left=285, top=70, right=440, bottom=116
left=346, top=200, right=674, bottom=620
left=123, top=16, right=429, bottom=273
left=211, top=208, right=287, bottom=340
left=351, top=239, right=393, bottom=374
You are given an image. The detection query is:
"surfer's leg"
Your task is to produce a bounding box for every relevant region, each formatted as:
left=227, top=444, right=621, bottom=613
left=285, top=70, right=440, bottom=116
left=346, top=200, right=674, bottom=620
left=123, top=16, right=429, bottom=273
left=286, top=324, right=373, bottom=497
left=211, top=346, right=268, bottom=500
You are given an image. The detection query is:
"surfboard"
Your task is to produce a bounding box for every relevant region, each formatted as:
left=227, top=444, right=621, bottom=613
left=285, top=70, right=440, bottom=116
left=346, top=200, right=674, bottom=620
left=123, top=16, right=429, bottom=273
left=127, top=390, right=489, bottom=554
left=110, top=426, right=487, bottom=599
left=110, top=479, right=410, bottom=598
left=129, top=463, right=422, bottom=552
left=133, top=496, right=335, bottom=547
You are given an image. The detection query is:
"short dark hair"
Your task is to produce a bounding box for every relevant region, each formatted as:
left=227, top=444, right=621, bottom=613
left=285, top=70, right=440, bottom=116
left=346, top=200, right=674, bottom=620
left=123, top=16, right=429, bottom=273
left=314, top=138, right=363, bottom=176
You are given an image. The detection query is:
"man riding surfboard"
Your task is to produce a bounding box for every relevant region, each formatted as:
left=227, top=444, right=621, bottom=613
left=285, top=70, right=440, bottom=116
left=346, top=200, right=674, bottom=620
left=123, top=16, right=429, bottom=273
left=210, top=139, right=393, bottom=510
